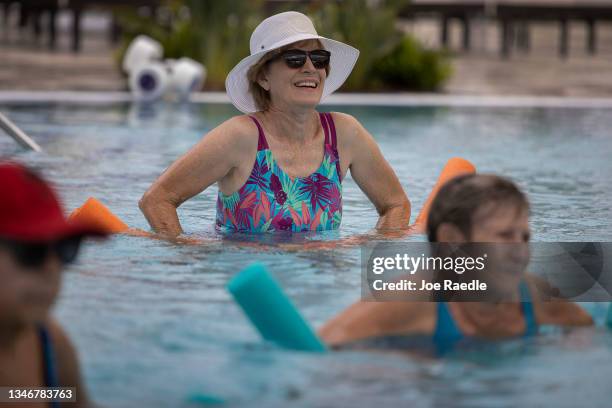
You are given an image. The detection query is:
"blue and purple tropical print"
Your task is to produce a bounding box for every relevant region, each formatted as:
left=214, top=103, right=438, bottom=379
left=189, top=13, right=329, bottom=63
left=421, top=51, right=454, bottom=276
left=215, top=113, right=342, bottom=233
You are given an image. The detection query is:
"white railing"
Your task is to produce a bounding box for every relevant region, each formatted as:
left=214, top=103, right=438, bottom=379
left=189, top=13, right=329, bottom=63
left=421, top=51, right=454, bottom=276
left=0, top=111, right=42, bottom=152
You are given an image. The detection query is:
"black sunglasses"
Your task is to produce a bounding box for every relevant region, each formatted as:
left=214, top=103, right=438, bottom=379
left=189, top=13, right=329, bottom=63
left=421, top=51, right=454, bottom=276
left=273, top=49, right=331, bottom=70
left=0, top=236, right=82, bottom=269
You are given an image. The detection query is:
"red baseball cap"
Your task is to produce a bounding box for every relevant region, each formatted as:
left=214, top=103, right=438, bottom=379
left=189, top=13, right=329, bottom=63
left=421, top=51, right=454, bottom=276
left=0, top=161, right=109, bottom=242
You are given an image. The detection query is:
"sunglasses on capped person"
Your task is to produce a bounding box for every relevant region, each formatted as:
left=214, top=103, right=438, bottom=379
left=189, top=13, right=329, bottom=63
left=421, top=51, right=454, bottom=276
left=274, top=49, right=331, bottom=70
left=0, top=236, right=82, bottom=269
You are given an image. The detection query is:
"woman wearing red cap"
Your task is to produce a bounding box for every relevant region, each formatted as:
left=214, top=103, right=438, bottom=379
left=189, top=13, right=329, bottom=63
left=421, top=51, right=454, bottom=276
left=0, top=162, right=107, bottom=407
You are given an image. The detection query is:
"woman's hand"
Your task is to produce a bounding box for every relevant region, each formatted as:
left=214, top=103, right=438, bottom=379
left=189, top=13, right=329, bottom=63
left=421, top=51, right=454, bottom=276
left=125, top=228, right=208, bottom=245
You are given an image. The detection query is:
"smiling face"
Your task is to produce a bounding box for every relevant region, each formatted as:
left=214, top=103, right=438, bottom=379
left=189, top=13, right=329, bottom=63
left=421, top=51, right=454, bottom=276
left=258, top=40, right=327, bottom=111
left=472, top=204, right=531, bottom=295
left=436, top=203, right=531, bottom=298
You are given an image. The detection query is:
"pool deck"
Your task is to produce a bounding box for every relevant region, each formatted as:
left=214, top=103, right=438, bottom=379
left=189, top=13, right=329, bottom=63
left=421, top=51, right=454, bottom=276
left=2, top=12, right=612, bottom=99
left=3, top=90, right=612, bottom=109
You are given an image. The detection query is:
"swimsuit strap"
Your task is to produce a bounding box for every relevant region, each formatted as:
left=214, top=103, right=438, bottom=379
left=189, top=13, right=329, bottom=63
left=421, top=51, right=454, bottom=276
left=251, top=113, right=341, bottom=179
left=248, top=116, right=269, bottom=151
left=519, top=280, right=538, bottom=336
left=433, top=280, right=538, bottom=354
left=319, top=112, right=331, bottom=145
left=38, top=325, right=61, bottom=408
left=433, top=301, right=464, bottom=354
left=433, top=279, right=538, bottom=354
left=38, top=325, right=59, bottom=388
left=324, top=112, right=338, bottom=151
left=321, top=112, right=342, bottom=181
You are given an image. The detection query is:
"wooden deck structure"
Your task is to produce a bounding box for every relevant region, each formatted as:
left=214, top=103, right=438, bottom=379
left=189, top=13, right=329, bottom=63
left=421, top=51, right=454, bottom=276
left=3, top=1, right=612, bottom=57
left=1, top=1, right=59, bottom=49
left=401, top=0, right=485, bottom=51
left=401, top=0, right=612, bottom=57
left=0, top=0, right=159, bottom=52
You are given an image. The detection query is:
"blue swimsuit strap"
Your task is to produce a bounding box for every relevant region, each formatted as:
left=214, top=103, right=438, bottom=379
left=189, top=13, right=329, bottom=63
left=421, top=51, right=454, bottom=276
left=433, top=280, right=538, bottom=353
left=38, top=325, right=61, bottom=408
left=519, top=280, right=538, bottom=336
left=433, top=301, right=464, bottom=354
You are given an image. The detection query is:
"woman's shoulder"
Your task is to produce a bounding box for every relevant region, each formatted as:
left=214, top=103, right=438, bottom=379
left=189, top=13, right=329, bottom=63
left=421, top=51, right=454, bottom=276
left=532, top=297, right=594, bottom=326
left=216, top=115, right=260, bottom=140
left=524, top=277, right=594, bottom=326
left=327, top=111, right=361, bottom=132
left=45, top=318, right=78, bottom=368
left=325, top=112, right=379, bottom=163
left=205, top=115, right=260, bottom=154
left=326, top=112, right=369, bottom=144
left=46, top=318, right=90, bottom=406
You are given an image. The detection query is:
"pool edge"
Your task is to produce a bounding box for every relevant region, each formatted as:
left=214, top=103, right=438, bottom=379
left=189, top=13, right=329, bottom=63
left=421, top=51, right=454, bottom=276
left=2, top=91, right=612, bottom=109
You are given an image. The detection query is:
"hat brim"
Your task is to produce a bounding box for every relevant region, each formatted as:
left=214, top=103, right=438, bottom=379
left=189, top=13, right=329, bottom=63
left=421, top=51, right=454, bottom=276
left=226, top=35, right=359, bottom=113
left=3, top=217, right=109, bottom=243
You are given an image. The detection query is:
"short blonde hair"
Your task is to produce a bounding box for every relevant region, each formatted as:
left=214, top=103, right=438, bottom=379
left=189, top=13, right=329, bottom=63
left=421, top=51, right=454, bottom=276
left=246, top=40, right=329, bottom=112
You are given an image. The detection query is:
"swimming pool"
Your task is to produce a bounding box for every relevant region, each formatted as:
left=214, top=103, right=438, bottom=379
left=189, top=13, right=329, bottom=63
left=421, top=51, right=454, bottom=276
left=1, top=100, right=612, bottom=407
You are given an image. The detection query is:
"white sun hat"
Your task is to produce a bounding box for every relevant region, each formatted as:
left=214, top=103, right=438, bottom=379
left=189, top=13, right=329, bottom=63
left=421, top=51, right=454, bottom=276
left=225, top=11, right=359, bottom=113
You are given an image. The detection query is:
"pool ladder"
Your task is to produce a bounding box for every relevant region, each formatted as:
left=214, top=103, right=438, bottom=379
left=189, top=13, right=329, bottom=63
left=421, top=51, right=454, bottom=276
left=0, top=111, right=42, bottom=152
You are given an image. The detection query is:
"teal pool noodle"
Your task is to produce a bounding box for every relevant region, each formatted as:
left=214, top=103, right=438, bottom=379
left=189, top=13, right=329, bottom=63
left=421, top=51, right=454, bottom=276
left=187, top=392, right=224, bottom=406
left=227, top=263, right=327, bottom=352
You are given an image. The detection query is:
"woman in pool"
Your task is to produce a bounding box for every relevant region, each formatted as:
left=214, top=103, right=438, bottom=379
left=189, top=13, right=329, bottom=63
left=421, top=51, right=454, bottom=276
left=0, top=162, right=107, bottom=407
left=139, top=11, right=410, bottom=237
left=319, top=174, right=593, bottom=352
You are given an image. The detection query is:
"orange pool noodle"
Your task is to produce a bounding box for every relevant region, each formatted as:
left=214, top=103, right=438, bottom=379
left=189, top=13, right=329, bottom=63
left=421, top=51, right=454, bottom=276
left=69, top=197, right=129, bottom=234
left=413, top=157, right=476, bottom=230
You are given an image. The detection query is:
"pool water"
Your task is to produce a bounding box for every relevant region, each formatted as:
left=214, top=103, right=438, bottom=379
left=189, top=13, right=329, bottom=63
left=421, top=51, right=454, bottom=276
left=1, top=102, right=612, bottom=407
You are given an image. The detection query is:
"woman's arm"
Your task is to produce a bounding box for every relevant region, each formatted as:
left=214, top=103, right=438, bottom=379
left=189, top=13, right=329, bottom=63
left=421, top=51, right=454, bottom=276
left=336, top=112, right=411, bottom=237
left=524, top=276, right=593, bottom=326
left=139, top=116, right=256, bottom=238
left=319, top=301, right=433, bottom=346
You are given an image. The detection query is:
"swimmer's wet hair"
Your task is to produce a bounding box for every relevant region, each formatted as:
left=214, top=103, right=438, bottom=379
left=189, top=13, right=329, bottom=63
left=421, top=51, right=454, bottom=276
left=427, top=174, right=529, bottom=242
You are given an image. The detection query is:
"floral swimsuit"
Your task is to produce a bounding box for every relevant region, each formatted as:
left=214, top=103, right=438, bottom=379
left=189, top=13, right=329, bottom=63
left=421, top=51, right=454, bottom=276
left=216, top=112, right=342, bottom=233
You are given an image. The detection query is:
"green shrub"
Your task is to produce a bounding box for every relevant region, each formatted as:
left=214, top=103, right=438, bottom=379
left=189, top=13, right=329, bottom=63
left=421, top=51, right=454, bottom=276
left=301, top=0, right=409, bottom=91
left=371, top=36, right=452, bottom=91
left=185, top=0, right=263, bottom=89
left=114, top=2, right=199, bottom=65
